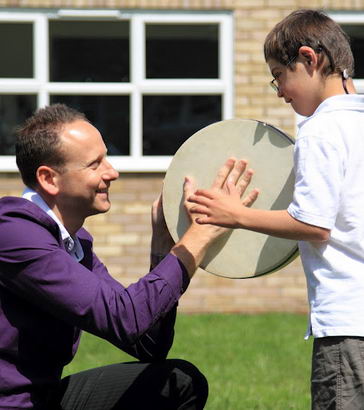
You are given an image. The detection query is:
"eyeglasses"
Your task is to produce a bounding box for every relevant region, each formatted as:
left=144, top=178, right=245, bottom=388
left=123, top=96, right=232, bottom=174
left=270, top=54, right=297, bottom=93
left=270, top=44, right=336, bottom=93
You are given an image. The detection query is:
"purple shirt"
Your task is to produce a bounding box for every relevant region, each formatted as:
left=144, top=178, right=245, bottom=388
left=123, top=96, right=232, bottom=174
left=0, top=196, right=189, bottom=409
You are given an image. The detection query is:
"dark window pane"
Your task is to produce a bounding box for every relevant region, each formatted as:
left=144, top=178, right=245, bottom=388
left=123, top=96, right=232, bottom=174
left=50, top=95, right=130, bottom=155
left=143, top=95, right=221, bottom=155
left=0, top=95, right=37, bottom=155
left=49, top=21, right=129, bottom=82
left=146, top=24, right=219, bottom=78
left=342, top=24, right=364, bottom=78
left=0, top=23, right=33, bottom=78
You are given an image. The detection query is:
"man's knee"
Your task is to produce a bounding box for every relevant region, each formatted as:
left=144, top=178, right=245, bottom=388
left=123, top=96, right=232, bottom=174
left=165, top=359, right=208, bottom=409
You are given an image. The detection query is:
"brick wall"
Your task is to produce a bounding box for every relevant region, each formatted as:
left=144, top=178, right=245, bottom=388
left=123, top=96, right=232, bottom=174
left=2, top=0, right=363, bottom=313
left=0, top=173, right=308, bottom=314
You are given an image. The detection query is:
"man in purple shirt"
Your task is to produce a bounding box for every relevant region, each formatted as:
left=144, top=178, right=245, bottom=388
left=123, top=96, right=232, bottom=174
left=0, top=104, right=257, bottom=409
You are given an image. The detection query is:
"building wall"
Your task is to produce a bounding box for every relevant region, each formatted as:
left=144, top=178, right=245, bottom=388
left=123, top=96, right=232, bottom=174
left=2, top=0, right=363, bottom=313
left=0, top=172, right=308, bottom=314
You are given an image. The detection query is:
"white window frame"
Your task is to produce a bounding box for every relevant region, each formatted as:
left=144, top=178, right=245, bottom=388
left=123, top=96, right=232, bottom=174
left=0, top=10, right=233, bottom=173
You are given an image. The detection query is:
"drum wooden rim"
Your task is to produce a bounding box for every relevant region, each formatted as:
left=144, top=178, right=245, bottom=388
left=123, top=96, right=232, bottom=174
left=163, top=119, right=298, bottom=279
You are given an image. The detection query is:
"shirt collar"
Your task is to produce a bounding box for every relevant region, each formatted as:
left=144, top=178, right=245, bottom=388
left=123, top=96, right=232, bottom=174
left=299, top=94, right=364, bottom=130
left=315, top=94, right=364, bottom=114
left=22, top=187, right=84, bottom=262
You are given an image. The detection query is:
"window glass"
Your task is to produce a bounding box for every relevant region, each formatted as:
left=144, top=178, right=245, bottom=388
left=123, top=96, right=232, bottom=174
left=0, top=12, right=232, bottom=171
left=146, top=24, right=219, bottom=78
left=50, top=95, right=130, bottom=155
left=342, top=24, right=364, bottom=78
left=143, top=95, right=221, bottom=155
left=0, top=23, right=33, bottom=78
left=0, top=95, right=37, bottom=155
left=49, top=21, right=130, bottom=82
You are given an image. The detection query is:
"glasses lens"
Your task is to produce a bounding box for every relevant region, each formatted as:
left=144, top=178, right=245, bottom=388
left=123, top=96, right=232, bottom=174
left=270, top=80, right=278, bottom=92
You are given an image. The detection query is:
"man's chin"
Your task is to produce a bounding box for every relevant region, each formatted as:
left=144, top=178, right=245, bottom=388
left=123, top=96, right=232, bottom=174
left=90, top=201, right=111, bottom=216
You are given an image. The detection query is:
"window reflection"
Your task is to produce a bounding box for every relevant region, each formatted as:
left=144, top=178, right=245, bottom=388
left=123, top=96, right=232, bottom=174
left=0, top=95, right=37, bottom=155
left=143, top=95, right=221, bottom=155
left=50, top=95, right=130, bottom=155
left=0, top=23, right=33, bottom=78
left=342, top=24, right=364, bottom=78
left=49, top=21, right=130, bottom=82
left=146, top=24, right=219, bottom=79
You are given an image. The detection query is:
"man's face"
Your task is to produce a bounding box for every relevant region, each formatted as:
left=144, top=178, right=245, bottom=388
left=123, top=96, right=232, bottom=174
left=55, top=120, right=119, bottom=223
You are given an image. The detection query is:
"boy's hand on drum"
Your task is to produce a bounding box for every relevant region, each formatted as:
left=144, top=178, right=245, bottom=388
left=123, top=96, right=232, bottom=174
left=187, top=157, right=259, bottom=228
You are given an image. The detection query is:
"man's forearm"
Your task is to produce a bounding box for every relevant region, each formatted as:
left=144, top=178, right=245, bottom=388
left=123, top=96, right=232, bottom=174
left=171, top=224, right=224, bottom=278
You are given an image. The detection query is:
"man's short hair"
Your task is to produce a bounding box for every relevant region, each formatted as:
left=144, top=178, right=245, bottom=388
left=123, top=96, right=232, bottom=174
left=16, top=104, right=87, bottom=189
left=264, top=9, right=354, bottom=77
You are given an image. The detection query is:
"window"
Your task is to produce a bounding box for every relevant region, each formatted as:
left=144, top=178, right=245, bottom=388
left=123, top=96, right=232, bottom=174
left=0, top=10, right=233, bottom=172
left=330, top=12, right=364, bottom=94
left=0, top=23, right=33, bottom=78
left=143, top=95, right=221, bottom=155
left=49, top=21, right=130, bottom=83
left=145, top=24, right=218, bottom=79
left=295, top=12, right=364, bottom=126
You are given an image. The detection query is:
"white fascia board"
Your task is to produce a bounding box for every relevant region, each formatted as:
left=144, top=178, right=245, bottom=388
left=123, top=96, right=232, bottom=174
left=108, top=156, right=172, bottom=172
left=329, top=12, right=364, bottom=24
left=57, top=9, right=122, bottom=19
left=46, top=83, right=134, bottom=95
left=2, top=156, right=173, bottom=173
left=0, top=157, right=18, bottom=172
left=139, top=80, right=225, bottom=94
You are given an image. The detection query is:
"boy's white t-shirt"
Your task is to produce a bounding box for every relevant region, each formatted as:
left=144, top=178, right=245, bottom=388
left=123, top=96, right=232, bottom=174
left=287, top=94, right=364, bottom=338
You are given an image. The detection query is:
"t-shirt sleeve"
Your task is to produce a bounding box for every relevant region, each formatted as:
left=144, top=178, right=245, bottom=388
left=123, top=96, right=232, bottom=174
left=287, top=133, right=346, bottom=230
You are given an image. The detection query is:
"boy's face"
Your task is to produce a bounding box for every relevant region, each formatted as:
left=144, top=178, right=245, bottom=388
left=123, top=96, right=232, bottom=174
left=268, top=56, right=323, bottom=117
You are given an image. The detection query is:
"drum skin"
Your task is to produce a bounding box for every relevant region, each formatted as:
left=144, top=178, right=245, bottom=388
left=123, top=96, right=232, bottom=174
left=163, top=119, right=298, bottom=279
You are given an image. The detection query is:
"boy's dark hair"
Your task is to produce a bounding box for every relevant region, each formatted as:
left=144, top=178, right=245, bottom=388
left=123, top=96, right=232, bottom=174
left=264, top=9, right=354, bottom=77
left=16, top=104, right=87, bottom=189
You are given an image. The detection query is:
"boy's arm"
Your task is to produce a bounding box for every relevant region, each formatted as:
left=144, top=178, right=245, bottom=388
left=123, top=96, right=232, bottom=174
left=188, top=179, right=329, bottom=242
left=233, top=208, right=329, bottom=242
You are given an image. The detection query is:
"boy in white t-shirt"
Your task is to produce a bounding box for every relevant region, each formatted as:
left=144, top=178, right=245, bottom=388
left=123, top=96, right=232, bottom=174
left=188, top=9, right=364, bottom=409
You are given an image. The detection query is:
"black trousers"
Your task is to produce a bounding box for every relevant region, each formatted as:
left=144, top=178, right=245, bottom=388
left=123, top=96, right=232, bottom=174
left=52, top=359, right=208, bottom=410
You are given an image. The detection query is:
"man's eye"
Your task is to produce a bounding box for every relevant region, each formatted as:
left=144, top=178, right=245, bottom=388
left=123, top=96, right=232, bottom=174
left=89, top=161, right=100, bottom=169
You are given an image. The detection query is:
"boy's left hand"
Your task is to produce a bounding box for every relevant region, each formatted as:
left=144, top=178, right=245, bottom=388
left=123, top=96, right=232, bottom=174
left=187, top=158, right=259, bottom=228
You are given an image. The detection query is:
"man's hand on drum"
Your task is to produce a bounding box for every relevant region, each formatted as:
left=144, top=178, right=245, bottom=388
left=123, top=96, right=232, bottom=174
left=187, top=158, right=259, bottom=228
left=149, top=194, right=176, bottom=268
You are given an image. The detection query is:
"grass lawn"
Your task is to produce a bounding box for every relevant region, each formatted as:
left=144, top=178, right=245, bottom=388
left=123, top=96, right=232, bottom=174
left=63, top=313, right=312, bottom=410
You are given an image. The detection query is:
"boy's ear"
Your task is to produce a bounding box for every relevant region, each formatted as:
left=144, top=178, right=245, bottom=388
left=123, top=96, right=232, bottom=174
left=36, top=165, right=60, bottom=196
left=298, top=46, right=317, bottom=68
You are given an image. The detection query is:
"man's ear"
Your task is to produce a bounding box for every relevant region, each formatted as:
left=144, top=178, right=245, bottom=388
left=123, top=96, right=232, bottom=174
left=36, top=166, right=60, bottom=196
left=298, top=46, right=318, bottom=69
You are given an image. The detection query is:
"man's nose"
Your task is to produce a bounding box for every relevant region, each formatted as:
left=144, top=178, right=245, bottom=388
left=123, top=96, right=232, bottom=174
left=103, top=159, right=119, bottom=180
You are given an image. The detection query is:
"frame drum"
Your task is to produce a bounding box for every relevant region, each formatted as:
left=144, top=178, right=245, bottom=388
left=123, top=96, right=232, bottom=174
left=163, top=119, right=298, bottom=279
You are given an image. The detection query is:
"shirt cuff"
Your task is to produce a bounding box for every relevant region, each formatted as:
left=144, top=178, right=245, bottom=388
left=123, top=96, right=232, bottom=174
left=287, top=204, right=334, bottom=230
left=150, top=253, right=190, bottom=296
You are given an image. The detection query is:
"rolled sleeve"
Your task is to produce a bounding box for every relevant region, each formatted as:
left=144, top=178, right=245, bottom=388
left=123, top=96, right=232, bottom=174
left=288, top=132, right=345, bottom=230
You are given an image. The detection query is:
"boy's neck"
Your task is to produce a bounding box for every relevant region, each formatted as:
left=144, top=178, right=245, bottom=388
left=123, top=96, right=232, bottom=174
left=320, top=74, right=354, bottom=101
